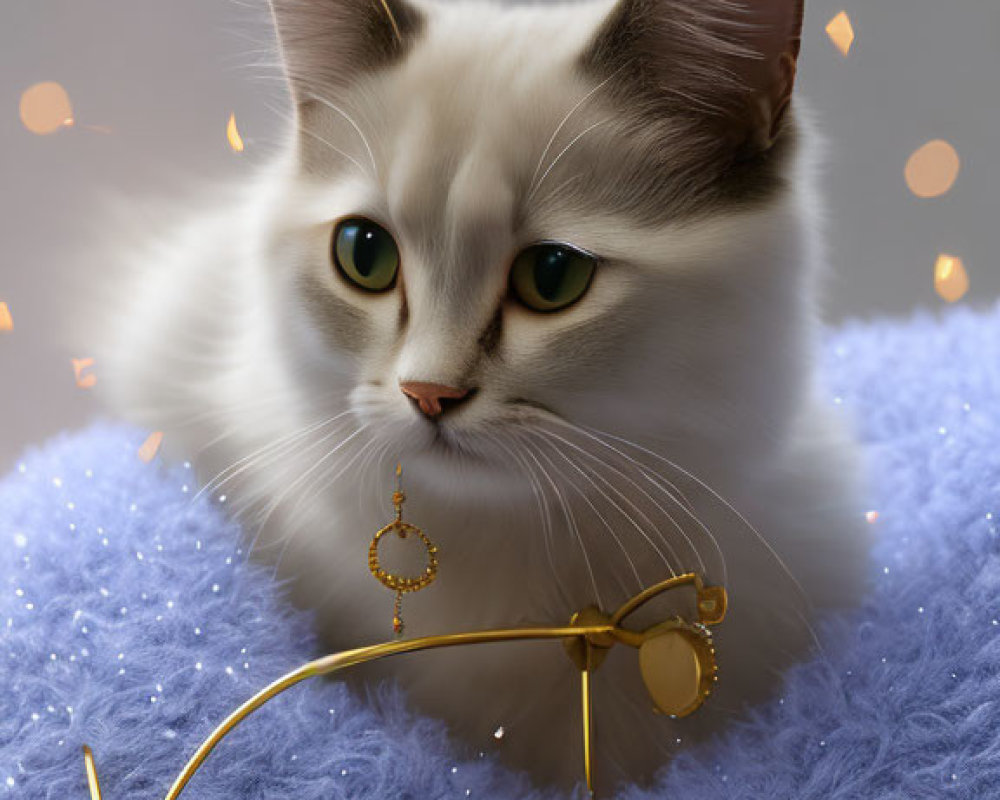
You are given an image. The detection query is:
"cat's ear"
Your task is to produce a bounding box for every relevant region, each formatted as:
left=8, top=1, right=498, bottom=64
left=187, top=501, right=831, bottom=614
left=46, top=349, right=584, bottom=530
left=269, top=0, right=424, bottom=103
left=583, top=0, right=804, bottom=153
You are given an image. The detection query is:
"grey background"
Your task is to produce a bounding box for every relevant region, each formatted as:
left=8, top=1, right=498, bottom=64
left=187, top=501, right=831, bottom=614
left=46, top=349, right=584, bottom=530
left=1, top=0, right=997, bottom=471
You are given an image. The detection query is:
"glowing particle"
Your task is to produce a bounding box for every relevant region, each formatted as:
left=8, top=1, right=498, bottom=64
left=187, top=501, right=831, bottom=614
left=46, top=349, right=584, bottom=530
left=493, top=726, right=505, bottom=740
left=72, top=357, right=97, bottom=389
left=227, top=113, right=245, bottom=153
left=934, top=255, right=969, bottom=303
left=20, top=81, right=74, bottom=135
left=0, top=302, right=12, bottom=331
left=138, top=431, right=164, bottom=464
left=906, top=140, right=961, bottom=199
left=825, top=12, right=855, bottom=57
left=865, top=511, right=880, bottom=524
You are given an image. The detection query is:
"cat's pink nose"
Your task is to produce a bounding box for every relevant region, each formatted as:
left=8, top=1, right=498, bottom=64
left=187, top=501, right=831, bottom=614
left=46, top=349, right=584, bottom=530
left=400, top=381, right=471, bottom=418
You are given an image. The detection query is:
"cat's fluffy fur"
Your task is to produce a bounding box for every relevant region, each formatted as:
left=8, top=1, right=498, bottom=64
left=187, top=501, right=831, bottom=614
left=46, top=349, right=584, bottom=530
left=97, top=0, right=872, bottom=790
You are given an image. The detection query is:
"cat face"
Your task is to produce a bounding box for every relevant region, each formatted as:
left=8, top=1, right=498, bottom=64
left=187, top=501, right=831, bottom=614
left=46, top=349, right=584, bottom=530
left=258, top=0, right=809, bottom=489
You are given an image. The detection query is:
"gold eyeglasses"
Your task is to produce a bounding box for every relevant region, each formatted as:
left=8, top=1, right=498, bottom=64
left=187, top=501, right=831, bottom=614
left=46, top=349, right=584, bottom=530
left=83, top=466, right=727, bottom=798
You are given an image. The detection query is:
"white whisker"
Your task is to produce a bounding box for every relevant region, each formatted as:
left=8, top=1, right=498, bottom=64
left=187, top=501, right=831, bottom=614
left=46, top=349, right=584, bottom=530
left=541, top=417, right=730, bottom=587
left=527, top=70, right=619, bottom=195
left=484, top=430, right=573, bottom=609
left=515, top=433, right=603, bottom=608
left=252, top=425, right=369, bottom=543
left=585, top=424, right=810, bottom=610
left=528, top=118, right=613, bottom=202
left=524, top=431, right=641, bottom=596
left=523, top=427, right=677, bottom=579
left=273, top=435, right=380, bottom=572
left=533, top=425, right=714, bottom=582
left=194, top=411, right=353, bottom=503
left=311, top=95, right=380, bottom=181
left=264, top=99, right=369, bottom=176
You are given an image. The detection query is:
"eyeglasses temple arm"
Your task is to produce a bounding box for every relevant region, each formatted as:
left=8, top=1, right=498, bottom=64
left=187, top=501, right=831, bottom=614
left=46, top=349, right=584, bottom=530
left=157, top=624, right=615, bottom=800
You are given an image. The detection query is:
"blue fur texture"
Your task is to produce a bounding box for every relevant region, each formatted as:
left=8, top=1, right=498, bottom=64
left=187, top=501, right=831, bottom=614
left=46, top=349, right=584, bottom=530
left=3, top=301, right=1000, bottom=798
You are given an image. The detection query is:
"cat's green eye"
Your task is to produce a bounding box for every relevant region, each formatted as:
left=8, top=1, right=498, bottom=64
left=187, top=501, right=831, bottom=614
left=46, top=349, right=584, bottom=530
left=332, top=218, right=400, bottom=292
left=509, top=243, right=598, bottom=312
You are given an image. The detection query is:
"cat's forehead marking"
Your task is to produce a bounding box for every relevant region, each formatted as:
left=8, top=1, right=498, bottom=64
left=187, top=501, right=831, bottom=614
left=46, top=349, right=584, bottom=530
left=388, top=131, right=515, bottom=280
left=377, top=0, right=613, bottom=256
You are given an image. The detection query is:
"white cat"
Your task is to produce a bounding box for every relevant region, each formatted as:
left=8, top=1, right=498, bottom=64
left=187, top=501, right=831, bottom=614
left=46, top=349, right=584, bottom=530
left=97, top=0, right=872, bottom=791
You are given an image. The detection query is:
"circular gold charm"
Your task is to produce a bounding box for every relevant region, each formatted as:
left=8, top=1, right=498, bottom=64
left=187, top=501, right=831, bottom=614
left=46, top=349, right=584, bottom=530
left=367, top=465, right=439, bottom=635
left=368, top=521, right=439, bottom=594
left=638, top=619, right=717, bottom=718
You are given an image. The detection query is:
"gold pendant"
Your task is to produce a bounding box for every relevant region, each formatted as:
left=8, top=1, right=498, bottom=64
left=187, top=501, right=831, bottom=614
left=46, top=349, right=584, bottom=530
left=368, top=464, right=438, bottom=635
left=638, top=619, right=717, bottom=718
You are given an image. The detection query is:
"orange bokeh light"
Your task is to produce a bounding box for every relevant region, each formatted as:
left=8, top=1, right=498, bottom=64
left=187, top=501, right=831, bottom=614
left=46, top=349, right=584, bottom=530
left=72, top=357, right=97, bottom=389
left=138, top=431, right=164, bottom=463
left=0, top=302, right=12, bottom=332
left=905, top=140, right=961, bottom=199
left=227, top=113, right=245, bottom=153
left=826, top=11, right=855, bottom=57
left=20, top=81, right=74, bottom=135
left=934, top=255, right=969, bottom=304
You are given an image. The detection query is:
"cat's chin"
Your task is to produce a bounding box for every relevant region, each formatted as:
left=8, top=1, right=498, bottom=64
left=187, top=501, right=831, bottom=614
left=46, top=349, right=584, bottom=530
left=382, top=421, right=535, bottom=507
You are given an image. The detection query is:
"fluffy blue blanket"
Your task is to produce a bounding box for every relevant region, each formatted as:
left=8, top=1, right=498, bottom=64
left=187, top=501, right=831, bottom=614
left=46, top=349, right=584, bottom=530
left=4, top=302, right=1000, bottom=799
